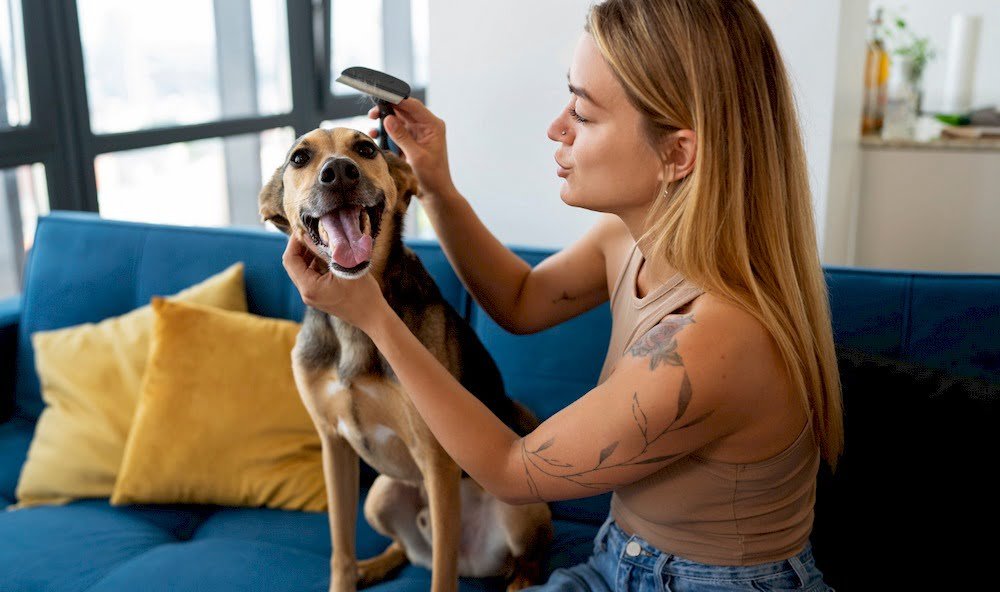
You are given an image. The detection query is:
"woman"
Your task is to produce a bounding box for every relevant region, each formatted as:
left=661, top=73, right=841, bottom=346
left=282, top=0, right=843, bottom=590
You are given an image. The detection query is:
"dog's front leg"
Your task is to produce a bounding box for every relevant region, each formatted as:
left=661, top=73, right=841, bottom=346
left=322, top=431, right=360, bottom=592
left=421, top=454, right=463, bottom=592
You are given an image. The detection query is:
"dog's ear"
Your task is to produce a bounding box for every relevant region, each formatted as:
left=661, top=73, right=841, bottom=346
left=258, top=165, right=291, bottom=235
left=384, top=151, right=420, bottom=211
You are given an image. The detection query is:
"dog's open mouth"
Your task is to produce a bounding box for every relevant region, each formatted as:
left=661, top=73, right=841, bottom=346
left=304, top=204, right=383, bottom=272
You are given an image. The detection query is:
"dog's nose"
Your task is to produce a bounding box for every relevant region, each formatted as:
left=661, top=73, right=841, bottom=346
left=318, top=158, right=361, bottom=191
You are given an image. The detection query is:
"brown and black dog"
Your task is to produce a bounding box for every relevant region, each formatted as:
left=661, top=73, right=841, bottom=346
left=258, top=127, right=553, bottom=592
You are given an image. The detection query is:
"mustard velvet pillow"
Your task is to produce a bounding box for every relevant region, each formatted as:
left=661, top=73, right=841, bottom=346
left=109, top=297, right=326, bottom=512
left=9, top=263, right=247, bottom=511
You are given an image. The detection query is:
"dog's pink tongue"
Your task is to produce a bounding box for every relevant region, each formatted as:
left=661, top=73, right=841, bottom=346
left=320, top=207, right=372, bottom=268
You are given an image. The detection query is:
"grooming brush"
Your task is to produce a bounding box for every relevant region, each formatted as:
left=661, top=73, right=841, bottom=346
left=335, top=66, right=411, bottom=156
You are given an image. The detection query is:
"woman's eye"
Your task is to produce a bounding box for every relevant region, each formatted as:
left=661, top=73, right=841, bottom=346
left=569, top=107, right=588, bottom=124
left=290, top=150, right=310, bottom=166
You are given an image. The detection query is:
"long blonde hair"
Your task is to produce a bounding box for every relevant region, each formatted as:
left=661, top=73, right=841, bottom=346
left=586, top=0, right=844, bottom=471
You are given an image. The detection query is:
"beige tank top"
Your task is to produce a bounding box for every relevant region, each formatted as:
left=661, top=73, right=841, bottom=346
left=596, top=240, right=820, bottom=566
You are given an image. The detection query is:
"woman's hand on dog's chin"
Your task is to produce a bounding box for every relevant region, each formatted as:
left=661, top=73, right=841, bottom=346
left=282, top=232, right=390, bottom=335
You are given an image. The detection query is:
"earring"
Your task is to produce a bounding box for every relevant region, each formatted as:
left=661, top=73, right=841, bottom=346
left=561, top=130, right=567, bottom=136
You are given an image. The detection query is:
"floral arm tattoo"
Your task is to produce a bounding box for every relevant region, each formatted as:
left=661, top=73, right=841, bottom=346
left=519, top=313, right=709, bottom=502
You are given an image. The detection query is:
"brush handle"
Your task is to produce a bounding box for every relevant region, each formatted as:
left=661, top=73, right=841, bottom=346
left=377, top=100, right=402, bottom=156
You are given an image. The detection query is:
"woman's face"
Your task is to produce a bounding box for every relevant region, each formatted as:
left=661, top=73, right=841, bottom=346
left=548, top=33, right=665, bottom=216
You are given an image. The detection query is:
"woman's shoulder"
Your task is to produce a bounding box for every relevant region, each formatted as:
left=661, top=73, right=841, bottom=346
left=685, top=292, right=771, bottom=346
left=662, top=292, right=787, bottom=410
left=675, top=292, right=809, bottom=463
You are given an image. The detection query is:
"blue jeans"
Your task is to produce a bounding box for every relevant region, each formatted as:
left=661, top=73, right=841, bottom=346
left=522, top=514, right=835, bottom=591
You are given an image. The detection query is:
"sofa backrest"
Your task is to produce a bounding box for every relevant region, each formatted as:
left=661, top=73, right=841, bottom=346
left=823, top=265, right=1000, bottom=383
left=15, top=211, right=1000, bottom=418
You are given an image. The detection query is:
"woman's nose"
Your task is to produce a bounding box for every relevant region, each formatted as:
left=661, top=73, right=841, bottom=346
left=547, top=113, right=571, bottom=143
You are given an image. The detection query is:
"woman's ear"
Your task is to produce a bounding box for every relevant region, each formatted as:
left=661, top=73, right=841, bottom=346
left=660, top=130, right=697, bottom=183
left=258, top=165, right=291, bottom=235
left=384, top=151, right=420, bottom=212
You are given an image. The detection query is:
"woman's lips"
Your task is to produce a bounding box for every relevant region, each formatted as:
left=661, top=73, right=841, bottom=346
left=555, top=155, right=571, bottom=177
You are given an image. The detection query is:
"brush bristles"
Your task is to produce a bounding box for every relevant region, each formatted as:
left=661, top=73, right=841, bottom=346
left=335, top=76, right=406, bottom=104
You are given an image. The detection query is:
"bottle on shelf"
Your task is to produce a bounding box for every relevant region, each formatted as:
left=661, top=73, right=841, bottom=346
left=861, top=8, right=890, bottom=135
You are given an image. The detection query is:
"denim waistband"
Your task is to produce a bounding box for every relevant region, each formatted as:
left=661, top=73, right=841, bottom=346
left=595, top=514, right=814, bottom=582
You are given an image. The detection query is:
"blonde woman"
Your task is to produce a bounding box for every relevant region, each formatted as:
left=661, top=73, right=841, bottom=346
left=282, top=0, right=843, bottom=590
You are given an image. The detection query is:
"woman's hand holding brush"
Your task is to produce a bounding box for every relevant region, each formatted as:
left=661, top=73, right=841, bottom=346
left=367, top=97, right=457, bottom=203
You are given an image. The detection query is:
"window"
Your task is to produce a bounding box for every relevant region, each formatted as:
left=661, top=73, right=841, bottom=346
left=0, top=164, right=47, bottom=296
left=95, top=127, right=296, bottom=228
left=77, top=0, right=293, bottom=134
left=0, top=0, right=29, bottom=129
left=0, top=0, right=429, bottom=298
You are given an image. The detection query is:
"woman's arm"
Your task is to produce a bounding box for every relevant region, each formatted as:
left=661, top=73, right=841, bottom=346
left=420, top=188, right=612, bottom=335
left=368, top=300, right=752, bottom=506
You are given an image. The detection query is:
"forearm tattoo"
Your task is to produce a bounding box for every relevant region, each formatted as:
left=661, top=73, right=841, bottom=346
left=519, top=314, right=709, bottom=502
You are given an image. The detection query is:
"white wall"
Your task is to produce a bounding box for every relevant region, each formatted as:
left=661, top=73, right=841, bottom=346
left=425, top=1, right=599, bottom=250
left=754, top=0, right=868, bottom=264
left=425, top=0, right=867, bottom=262
left=876, top=0, right=999, bottom=113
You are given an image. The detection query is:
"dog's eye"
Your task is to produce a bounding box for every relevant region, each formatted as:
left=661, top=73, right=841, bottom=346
left=290, top=150, right=310, bottom=167
left=355, top=142, right=377, bottom=159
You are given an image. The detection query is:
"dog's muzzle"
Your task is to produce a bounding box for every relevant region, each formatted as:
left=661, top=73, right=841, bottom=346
left=302, top=203, right=384, bottom=273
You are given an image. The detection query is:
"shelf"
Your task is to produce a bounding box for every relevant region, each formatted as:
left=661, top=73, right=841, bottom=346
left=860, top=115, right=1000, bottom=152
left=861, top=134, right=1000, bottom=152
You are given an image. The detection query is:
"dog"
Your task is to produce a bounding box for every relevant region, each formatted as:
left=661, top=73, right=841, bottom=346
left=258, top=127, right=553, bottom=592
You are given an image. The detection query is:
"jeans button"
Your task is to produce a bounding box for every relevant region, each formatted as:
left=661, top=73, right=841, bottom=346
left=625, top=541, right=642, bottom=557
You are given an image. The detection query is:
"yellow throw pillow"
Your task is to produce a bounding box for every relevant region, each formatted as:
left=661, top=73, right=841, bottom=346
left=110, top=297, right=326, bottom=512
left=9, top=263, right=247, bottom=511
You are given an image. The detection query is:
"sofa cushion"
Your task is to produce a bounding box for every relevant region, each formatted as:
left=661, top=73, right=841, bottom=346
left=0, top=499, right=215, bottom=591
left=0, top=492, right=603, bottom=592
left=110, top=298, right=325, bottom=513
left=812, top=346, right=1000, bottom=591
left=12, top=263, right=247, bottom=510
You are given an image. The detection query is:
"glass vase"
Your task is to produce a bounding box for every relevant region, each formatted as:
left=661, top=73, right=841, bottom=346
left=881, top=56, right=922, bottom=140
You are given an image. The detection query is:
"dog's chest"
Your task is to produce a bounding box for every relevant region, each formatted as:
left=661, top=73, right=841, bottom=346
left=320, top=377, right=424, bottom=483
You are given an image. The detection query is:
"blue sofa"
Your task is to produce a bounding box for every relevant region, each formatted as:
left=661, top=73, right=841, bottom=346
left=1, top=211, right=998, bottom=591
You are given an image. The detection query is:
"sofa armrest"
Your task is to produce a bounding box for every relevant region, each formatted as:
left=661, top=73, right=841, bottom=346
left=0, top=295, right=21, bottom=424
